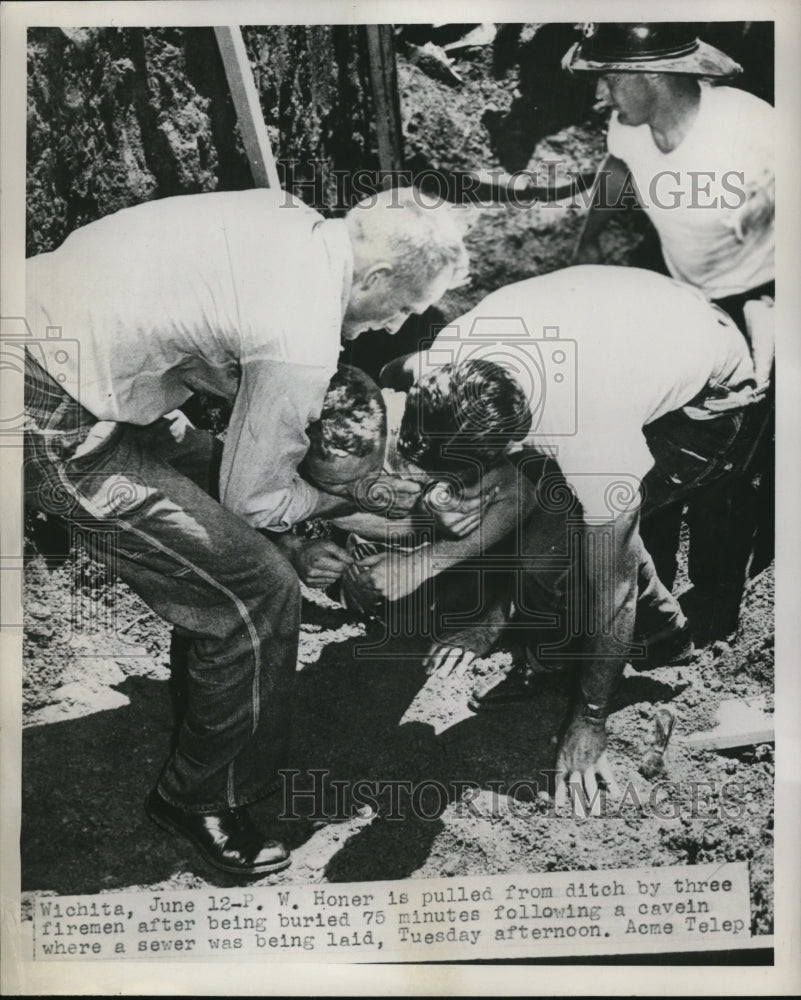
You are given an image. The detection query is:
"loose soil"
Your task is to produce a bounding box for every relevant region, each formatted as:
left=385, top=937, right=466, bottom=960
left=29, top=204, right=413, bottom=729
left=21, top=33, right=774, bottom=940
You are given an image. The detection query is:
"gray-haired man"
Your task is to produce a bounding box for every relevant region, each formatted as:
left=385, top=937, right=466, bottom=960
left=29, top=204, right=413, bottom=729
left=24, top=185, right=468, bottom=874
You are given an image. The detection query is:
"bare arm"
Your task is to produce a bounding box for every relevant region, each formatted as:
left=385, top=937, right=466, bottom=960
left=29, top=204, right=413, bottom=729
left=573, top=153, right=631, bottom=264
left=424, top=466, right=536, bottom=574
left=331, top=510, right=422, bottom=541
left=576, top=508, right=640, bottom=711
left=553, top=508, right=640, bottom=813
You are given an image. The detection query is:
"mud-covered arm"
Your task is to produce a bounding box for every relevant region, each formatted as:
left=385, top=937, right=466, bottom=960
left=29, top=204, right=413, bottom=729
left=576, top=508, right=640, bottom=712
left=551, top=508, right=639, bottom=812
left=573, top=153, right=631, bottom=263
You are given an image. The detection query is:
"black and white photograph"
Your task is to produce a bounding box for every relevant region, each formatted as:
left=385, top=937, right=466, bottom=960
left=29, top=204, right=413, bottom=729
left=1, top=1, right=799, bottom=994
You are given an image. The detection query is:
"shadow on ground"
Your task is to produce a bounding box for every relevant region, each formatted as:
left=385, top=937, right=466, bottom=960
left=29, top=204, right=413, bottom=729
left=22, top=599, right=689, bottom=894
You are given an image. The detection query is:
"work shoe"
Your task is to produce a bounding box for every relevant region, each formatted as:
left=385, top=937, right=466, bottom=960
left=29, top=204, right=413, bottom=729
left=629, top=619, right=695, bottom=671
left=145, top=789, right=291, bottom=876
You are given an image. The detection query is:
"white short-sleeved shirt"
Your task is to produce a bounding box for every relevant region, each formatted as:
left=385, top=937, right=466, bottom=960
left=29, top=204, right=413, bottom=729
left=606, top=84, right=774, bottom=299
left=418, top=266, right=755, bottom=521
left=25, top=189, right=353, bottom=530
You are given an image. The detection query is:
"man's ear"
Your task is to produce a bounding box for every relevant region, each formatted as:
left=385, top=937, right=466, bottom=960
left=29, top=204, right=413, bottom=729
left=359, top=262, right=394, bottom=291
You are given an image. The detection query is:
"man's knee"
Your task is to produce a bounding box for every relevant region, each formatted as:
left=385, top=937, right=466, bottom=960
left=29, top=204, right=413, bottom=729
left=247, top=535, right=301, bottom=609
left=213, top=535, right=300, bottom=644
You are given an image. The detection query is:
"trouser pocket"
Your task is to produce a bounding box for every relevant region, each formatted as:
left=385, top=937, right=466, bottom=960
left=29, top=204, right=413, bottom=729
left=643, top=409, right=743, bottom=512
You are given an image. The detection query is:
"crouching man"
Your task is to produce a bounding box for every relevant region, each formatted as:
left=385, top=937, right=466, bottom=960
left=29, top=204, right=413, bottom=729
left=24, top=184, right=467, bottom=875
left=348, top=265, right=767, bottom=808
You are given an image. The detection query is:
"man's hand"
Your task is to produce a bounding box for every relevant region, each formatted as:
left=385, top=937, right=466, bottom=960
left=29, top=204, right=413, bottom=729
left=423, top=642, right=476, bottom=678
left=346, top=548, right=428, bottom=603
left=292, top=539, right=354, bottom=588
left=685, top=382, right=762, bottom=417
left=355, top=474, right=424, bottom=519
left=162, top=409, right=195, bottom=443
left=553, top=711, right=620, bottom=817
left=424, top=475, right=503, bottom=538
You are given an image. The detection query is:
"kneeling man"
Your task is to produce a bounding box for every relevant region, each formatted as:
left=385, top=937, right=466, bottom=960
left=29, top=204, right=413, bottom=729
left=349, top=265, right=766, bottom=806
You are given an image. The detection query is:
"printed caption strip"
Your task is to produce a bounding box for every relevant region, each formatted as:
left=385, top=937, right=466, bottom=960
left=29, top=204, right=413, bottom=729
left=31, top=863, right=751, bottom=962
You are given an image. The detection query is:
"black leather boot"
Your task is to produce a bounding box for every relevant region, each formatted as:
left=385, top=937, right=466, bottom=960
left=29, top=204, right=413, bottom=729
left=146, top=789, right=291, bottom=876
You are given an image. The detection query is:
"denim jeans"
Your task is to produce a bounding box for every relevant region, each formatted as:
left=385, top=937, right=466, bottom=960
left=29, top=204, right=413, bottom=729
left=24, top=353, right=299, bottom=814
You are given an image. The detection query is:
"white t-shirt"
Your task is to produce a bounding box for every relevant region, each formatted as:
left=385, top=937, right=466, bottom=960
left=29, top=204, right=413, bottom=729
left=26, top=189, right=353, bottom=530
left=607, top=84, right=774, bottom=299
left=419, top=266, right=755, bottom=521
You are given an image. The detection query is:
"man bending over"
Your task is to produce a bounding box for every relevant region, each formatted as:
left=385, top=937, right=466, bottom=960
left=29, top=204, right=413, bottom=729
left=348, top=265, right=765, bottom=808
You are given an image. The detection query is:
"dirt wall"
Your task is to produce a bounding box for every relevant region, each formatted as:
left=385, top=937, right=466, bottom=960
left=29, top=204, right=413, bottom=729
left=26, top=25, right=377, bottom=256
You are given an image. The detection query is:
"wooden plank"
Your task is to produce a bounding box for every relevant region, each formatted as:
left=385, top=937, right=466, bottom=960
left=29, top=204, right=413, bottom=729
left=214, top=25, right=280, bottom=189
left=684, top=697, right=774, bottom=750
left=365, top=25, right=404, bottom=182
left=684, top=725, right=775, bottom=752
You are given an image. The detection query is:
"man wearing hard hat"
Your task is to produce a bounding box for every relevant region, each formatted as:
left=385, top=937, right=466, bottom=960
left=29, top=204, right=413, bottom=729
left=564, top=22, right=774, bottom=643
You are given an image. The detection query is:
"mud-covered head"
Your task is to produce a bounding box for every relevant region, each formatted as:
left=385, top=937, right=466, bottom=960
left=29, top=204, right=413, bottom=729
left=397, top=359, right=532, bottom=478
left=303, top=365, right=387, bottom=496
left=342, top=187, right=470, bottom=339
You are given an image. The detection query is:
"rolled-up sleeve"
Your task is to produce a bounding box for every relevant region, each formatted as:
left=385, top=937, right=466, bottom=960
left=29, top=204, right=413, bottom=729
left=219, top=358, right=332, bottom=530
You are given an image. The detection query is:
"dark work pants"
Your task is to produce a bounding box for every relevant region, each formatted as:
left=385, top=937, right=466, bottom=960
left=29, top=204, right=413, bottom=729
left=24, top=353, right=299, bottom=814
left=629, top=235, right=774, bottom=637
left=713, top=282, right=776, bottom=582
left=639, top=401, right=771, bottom=639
